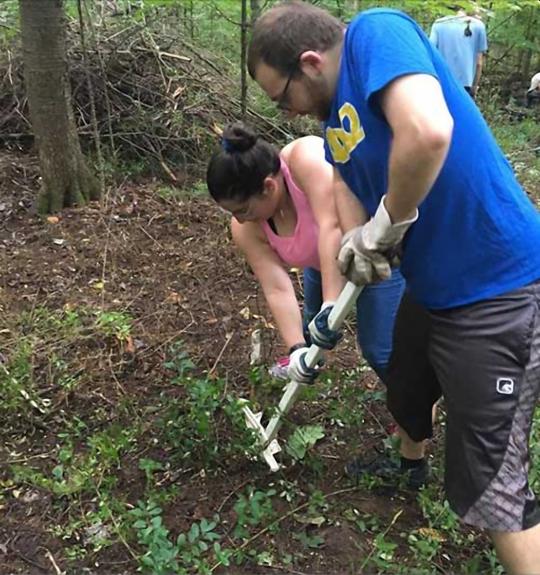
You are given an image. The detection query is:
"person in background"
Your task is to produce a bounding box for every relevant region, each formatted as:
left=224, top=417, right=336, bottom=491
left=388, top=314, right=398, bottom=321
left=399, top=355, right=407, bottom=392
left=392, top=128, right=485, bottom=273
left=526, top=72, right=540, bottom=107
left=207, top=122, right=429, bottom=489
left=430, top=5, right=488, bottom=98
left=247, top=2, right=540, bottom=573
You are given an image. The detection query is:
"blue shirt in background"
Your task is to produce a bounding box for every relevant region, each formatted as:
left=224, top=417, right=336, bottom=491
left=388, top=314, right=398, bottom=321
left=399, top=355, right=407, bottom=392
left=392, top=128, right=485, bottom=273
left=430, top=15, right=488, bottom=88
left=323, top=8, right=540, bottom=309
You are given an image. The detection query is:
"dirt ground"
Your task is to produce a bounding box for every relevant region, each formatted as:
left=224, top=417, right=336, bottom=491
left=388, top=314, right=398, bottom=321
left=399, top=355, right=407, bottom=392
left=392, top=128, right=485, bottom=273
left=0, top=150, right=494, bottom=574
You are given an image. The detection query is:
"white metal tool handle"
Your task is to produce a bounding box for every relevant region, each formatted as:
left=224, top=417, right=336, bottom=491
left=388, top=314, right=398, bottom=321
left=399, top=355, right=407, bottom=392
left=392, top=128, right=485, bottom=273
left=263, top=281, right=363, bottom=446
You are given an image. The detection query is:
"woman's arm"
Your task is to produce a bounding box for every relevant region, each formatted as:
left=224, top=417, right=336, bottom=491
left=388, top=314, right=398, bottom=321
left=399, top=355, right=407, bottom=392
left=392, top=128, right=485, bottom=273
left=287, top=137, right=345, bottom=303
left=231, top=218, right=305, bottom=350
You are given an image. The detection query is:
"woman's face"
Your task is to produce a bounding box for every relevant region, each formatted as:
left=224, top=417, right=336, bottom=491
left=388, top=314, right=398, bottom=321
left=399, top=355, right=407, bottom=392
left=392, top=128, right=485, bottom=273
left=219, top=176, right=280, bottom=223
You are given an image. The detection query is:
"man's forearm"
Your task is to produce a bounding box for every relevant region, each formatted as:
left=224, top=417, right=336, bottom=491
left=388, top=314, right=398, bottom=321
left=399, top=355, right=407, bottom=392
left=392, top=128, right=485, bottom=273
left=379, top=74, right=454, bottom=223
left=384, top=125, right=452, bottom=223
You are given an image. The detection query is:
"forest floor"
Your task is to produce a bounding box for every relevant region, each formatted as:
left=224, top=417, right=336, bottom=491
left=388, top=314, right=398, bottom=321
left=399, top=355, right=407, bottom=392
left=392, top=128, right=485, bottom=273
left=0, top=144, right=538, bottom=575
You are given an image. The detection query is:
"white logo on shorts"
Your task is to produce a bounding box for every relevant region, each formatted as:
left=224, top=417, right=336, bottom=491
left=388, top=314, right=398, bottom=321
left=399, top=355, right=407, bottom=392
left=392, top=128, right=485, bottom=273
left=496, top=378, right=514, bottom=395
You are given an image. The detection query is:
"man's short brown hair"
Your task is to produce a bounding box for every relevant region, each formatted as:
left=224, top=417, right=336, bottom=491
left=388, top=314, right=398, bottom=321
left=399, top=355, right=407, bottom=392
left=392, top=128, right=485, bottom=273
left=248, top=1, right=344, bottom=78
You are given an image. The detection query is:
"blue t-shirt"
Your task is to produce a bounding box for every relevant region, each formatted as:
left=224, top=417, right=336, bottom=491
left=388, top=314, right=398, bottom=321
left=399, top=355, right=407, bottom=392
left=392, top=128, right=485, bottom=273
left=430, top=15, right=488, bottom=87
left=324, top=8, right=540, bottom=309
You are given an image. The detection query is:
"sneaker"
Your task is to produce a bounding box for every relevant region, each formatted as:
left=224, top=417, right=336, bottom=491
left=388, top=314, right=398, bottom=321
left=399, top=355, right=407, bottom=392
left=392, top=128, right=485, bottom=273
left=268, top=356, right=290, bottom=380
left=344, top=453, right=429, bottom=491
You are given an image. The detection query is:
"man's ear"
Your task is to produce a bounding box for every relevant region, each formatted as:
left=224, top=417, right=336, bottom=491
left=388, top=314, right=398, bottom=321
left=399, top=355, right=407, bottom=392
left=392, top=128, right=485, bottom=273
left=299, top=50, right=324, bottom=77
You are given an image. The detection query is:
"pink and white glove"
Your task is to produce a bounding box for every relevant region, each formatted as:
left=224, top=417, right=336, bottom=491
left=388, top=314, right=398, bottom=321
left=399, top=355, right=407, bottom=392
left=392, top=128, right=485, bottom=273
left=268, top=356, right=290, bottom=380
left=288, top=346, right=320, bottom=384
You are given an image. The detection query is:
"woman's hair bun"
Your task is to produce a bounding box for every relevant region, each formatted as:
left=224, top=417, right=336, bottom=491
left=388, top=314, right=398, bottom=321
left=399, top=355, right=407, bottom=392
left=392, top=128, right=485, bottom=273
left=221, top=122, right=258, bottom=153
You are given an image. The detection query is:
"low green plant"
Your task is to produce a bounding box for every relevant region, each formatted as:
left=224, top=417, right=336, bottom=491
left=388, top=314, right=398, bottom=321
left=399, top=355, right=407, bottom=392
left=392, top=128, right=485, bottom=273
left=159, top=344, right=257, bottom=466
left=233, top=487, right=277, bottom=539
left=359, top=510, right=403, bottom=573
left=370, top=532, right=399, bottom=567
left=131, top=500, right=181, bottom=575
left=176, top=518, right=231, bottom=574
left=293, top=530, right=325, bottom=549
left=139, top=458, right=164, bottom=484
left=130, top=499, right=231, bottom=575
left=50, top=354, right=81, bottom=391
left=188, top=181, right=209, bottom=197
left=164, top=342, right=195, bottom=379
left=95, top=310, right=132, bottom=341
left=407, top=530, right=441, bottom=564
left=0, top=339, right=36, bottom=419
left=20, top=305, right=82, bottom=335
left=156, top=185, right=185, bottom=201
left=11, top=423, right=137, bottom=498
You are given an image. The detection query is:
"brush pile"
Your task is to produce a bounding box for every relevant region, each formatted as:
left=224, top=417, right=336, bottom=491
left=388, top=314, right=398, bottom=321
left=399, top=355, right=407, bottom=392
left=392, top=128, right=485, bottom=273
left=0, top=7, right=290, bottom=181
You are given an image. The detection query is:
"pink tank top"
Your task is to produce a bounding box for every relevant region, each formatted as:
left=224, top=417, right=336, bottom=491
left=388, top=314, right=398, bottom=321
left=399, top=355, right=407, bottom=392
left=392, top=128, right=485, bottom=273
left=261, top=157, right=320, bottom=270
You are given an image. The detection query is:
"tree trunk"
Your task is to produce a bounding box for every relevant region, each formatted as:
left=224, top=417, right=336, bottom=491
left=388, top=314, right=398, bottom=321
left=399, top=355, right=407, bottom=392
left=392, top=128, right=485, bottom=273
left=521, top=7, right=537, bottom=81
left=250, top=0, right=260, bottom=27
left=19, top=0, right=100, bottom=214
left=240, top=0, right=248, bottom=118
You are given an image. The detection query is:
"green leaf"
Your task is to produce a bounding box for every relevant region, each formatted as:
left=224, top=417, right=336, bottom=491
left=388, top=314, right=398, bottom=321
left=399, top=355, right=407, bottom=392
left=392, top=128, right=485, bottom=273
left=176, top=533, right=186, bottom=546
left=200, top=518, right=216, bottom=533
left=51, top=465, right=64, bottom=480
left=285, top=425, right=325, bottom=460
left=188, top=522, right=200, bottom=543
left=204, top=531, right=220, bottom=542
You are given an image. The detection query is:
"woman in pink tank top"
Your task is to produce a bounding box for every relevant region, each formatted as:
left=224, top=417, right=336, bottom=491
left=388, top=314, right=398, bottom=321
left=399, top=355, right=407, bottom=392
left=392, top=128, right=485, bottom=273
left=207, top=122, right=345, bottom=376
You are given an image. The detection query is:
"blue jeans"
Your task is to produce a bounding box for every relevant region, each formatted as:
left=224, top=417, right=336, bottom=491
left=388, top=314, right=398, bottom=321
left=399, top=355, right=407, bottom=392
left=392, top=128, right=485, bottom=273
left=303, top=267, right=406, bottom=378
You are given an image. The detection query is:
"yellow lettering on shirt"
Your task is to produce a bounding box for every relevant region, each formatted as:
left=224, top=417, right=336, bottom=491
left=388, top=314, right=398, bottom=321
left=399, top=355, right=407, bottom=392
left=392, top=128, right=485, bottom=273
left=326, top=103, right=365, bottom=163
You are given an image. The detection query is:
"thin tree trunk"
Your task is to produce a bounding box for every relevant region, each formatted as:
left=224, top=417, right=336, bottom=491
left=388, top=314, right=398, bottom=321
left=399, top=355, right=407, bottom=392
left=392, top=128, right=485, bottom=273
left=19, top=0, right=100, bottom=213
left=240, top=0, right=248, bottom=118
left=189, top=0, right=194, bottom=40
left=521, top=6, right=537, bottom=81
left=250, top=0, right=260, bottom=27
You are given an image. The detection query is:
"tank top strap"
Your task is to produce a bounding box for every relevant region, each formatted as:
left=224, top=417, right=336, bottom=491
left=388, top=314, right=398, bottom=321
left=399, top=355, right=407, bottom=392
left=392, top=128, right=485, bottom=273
left=279, top=156, right=304, bottom=207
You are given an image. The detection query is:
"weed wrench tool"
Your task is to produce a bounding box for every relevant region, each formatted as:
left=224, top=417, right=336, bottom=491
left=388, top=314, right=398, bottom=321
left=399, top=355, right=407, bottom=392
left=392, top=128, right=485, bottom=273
left=242, top=281, right=364, bottom=471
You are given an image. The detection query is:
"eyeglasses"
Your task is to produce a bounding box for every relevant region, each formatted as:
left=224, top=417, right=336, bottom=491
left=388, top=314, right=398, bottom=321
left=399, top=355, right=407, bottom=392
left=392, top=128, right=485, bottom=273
left=232, top=202, right=253, bottom=219
left=276, top=65, right=298, bottom=111
left=219, top=197, right=255, bottom=221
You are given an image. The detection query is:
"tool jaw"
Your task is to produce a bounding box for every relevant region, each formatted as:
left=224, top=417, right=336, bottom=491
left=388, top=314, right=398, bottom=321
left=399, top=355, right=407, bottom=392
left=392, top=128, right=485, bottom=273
left=241, top=403, right=282, bottom=472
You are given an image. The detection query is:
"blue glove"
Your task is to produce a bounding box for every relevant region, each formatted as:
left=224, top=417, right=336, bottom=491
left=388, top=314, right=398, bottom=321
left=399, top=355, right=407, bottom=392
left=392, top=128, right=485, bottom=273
left=308, top=301, right=343, bottom=350
left=288, top=346, right=320, bottom=384
left=302, top=316, right=314, bottom=348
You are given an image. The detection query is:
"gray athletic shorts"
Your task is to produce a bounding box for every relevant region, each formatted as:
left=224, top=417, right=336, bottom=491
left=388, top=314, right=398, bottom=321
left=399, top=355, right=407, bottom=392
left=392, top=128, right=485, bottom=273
left=386, top=280, right=540, bottom=532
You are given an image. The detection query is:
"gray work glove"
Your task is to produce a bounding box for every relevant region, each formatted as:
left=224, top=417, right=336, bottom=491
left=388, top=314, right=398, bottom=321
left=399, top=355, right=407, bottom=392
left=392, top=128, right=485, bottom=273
left=338, top=195, right=418, bottom=285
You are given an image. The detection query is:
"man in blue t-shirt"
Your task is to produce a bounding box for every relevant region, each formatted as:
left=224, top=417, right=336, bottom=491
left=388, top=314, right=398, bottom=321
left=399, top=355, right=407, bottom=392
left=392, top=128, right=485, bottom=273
left=248, top=2, right=540, bottom=572
left=430, top=8, right=488, bottom=98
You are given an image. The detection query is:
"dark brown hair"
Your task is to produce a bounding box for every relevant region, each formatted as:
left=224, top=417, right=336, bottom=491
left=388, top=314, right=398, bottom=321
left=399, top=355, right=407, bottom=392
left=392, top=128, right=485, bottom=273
left=206, top=123, right=280, bottom=203
left=247, top=1, right=344, bottom=78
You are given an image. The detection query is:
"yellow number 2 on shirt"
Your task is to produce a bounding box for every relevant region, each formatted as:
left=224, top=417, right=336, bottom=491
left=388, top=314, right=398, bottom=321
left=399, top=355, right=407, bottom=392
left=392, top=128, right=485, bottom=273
left=326, top=103, right=365, bottom=164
